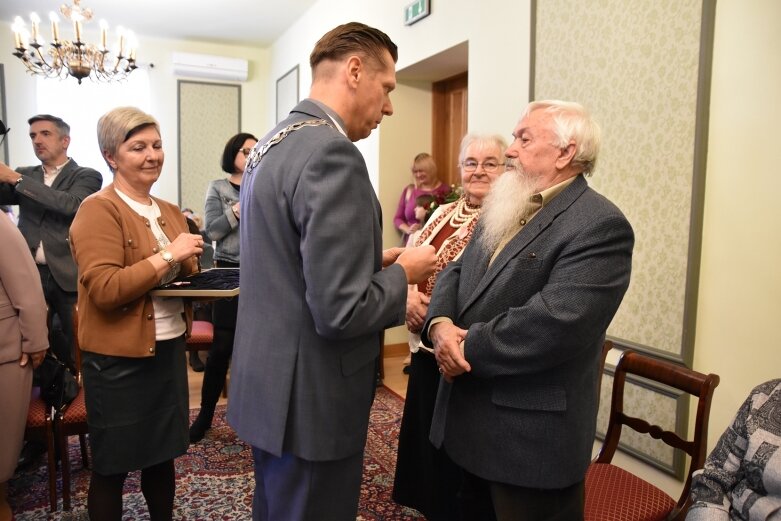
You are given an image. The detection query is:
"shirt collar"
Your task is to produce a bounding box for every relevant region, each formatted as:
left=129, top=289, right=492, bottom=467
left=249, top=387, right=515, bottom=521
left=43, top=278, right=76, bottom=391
left=308, top=99, right=347, bottom=137
left=535, top=175, right=578, bottom=209
left=42, top=158, right=71, bottom=177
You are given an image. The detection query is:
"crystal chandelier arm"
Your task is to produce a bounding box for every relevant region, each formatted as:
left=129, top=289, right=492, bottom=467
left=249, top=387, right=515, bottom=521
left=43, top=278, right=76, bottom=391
left=10, top=1, right=139, bottom=84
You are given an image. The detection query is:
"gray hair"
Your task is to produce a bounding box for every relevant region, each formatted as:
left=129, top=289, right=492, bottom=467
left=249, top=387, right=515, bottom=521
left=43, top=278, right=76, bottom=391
left=97, top=107, right=160, bottom=172
left=521, top=100, right=601, bottom=175
left=458, top=133, right=508, bottom=164
left=28, top=114, right=70, bottom=138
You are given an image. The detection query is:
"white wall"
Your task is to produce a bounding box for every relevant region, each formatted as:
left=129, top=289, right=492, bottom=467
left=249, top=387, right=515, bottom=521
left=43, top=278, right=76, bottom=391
left=694, top=0, right=781, bottom=447
left=268, top=0, right=531, bottom=191
left=1, top=32, right=269, bottom=203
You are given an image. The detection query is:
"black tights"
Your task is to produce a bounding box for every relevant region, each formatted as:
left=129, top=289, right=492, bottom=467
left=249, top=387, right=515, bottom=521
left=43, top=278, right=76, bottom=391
left=199, top=290, right=238, bottom=416
left=88, top=459, right=176, bottom=520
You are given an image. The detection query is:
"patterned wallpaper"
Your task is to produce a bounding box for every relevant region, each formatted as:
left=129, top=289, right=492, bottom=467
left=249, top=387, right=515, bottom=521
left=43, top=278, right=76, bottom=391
left=178, top=81, right=240, bottom=216
left=534, top=0, right=705, bottom=356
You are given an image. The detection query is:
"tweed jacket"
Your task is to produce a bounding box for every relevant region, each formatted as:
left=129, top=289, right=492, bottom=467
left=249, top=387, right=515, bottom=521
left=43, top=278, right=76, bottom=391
left=227, top=99, right=407, bottom=461
left=69, top=185, right=197, bottom=357
left=0, top=159, right=102, bottom=292
left=204, top=178, right=240, bottom=264
left=0, top=214, right=48, bottom=365
left=422, top=174, right=634, bottom=489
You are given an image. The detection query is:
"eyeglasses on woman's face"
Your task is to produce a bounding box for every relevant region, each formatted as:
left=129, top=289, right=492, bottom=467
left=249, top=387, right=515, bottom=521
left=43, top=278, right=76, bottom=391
left=460, top=159, right=505, bottom=173
left=239, top=148, right=253, bottom=156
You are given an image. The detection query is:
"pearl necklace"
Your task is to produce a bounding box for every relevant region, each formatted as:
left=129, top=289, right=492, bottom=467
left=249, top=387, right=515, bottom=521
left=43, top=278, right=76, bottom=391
left=448, top=196, right=480, bottom=228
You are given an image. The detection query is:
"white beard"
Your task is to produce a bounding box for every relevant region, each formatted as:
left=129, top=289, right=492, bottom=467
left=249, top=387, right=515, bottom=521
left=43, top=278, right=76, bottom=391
left=478, top=165, right=539, bottom=254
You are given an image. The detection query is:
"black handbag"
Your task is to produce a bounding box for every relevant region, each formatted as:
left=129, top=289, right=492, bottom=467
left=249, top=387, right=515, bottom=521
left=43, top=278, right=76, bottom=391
left=34, top=352, right=79, bottom=413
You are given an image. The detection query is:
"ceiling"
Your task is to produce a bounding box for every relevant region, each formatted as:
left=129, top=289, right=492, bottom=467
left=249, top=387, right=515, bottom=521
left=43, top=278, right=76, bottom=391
left=0, top=0, right=318, bottom=47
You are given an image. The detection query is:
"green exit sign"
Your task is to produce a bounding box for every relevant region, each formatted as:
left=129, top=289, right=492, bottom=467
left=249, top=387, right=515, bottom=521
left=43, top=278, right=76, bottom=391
left=404, top=0, right=431, bottom=26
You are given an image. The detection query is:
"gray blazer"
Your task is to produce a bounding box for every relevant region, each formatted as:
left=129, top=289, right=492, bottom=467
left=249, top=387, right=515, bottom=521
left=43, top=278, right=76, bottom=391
left=0, top=159, right=102, bottom=292
left=227, top=100, right=407, bottom=461
left=422, top=175, right=634, bottom=489
left=204, top=178, right=240, bottom=264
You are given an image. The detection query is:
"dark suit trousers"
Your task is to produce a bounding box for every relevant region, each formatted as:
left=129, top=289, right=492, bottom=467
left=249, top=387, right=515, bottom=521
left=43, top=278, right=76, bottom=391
left=460, top=471, right=585, bottom=521
left=251, top=446, right=364, bottom=521
left=37, top=264, right=76, bottom=369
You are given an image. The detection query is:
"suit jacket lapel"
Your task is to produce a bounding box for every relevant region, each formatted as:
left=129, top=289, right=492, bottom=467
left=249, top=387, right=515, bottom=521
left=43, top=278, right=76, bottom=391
left=50, top=159, right=77, bottom=190
left=458, top=175, right=588, bottom=317
left=29, top=165, right=45, bottom=183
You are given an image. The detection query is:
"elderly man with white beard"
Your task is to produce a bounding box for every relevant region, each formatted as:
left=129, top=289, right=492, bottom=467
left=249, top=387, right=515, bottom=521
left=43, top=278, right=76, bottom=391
left=420, top=100, right=634, bottom=521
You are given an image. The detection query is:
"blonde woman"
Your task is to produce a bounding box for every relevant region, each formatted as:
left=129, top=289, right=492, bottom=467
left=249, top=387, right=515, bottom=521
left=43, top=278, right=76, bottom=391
left=70, top=107, right=203, bottom=519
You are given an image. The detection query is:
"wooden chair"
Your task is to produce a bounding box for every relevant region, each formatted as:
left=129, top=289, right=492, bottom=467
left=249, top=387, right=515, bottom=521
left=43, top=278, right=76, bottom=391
left=56, top=306, right=90, bottom=511
left=23, top=305, right=70, bottom=511
left=187, top=319, right=214, bottom=352
left=23, top=387, right=57, bottom=511
left=597, top=340, right=614, bottom=398
left=186, top=319, right=232, bottom=398
left=584, top=350, right=720, bottom=521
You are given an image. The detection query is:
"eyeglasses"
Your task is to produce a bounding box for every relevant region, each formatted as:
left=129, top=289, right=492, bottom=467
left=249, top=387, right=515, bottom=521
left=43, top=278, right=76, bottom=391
left=239, top=148, right=253, bottom=156
left=461, top=160, right=505, bottom=173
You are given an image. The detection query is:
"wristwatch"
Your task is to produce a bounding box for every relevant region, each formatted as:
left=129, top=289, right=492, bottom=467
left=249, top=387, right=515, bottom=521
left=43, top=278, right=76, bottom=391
left=160, top=249, right=175, bottom=265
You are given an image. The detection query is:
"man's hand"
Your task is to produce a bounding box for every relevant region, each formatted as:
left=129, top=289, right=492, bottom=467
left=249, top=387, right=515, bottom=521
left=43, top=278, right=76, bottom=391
left=382, top=247, right=405, bottom=268
left=430, top=321, right=470, bottom=381
left=0, top=163, right=22, bottom=185
left=405, top=290, right=430, bottom=333
left=395, top=245, right=436, bottom=284
left=20, top=350, right=46, bottom=369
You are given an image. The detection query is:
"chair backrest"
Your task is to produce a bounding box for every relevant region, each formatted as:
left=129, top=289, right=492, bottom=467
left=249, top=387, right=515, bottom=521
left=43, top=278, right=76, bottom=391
left=597, top=340, right=614, bottom=396
left=593, top=350, right=720, bottom=518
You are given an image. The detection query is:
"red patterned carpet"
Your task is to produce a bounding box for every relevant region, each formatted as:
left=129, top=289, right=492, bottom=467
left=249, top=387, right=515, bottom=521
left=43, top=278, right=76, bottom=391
left=9, top=386, right=424, bottom=520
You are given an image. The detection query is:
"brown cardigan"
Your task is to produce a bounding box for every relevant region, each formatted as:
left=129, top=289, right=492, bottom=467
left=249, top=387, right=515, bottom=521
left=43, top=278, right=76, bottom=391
left=69, top=184, right=197, bottom=357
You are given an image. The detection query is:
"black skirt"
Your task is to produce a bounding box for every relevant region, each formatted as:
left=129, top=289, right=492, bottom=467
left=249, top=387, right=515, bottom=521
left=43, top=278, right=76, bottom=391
left=81, top=336, right=189, bottom=475
left=392, top=350, right=462, bottom=520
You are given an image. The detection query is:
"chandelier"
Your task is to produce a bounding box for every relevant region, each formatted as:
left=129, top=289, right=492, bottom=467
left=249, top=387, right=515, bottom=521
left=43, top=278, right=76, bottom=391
left=11, top=0, right=138, bottom=84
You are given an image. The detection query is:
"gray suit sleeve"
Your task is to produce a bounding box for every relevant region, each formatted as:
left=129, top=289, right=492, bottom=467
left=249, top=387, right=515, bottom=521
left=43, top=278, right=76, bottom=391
left=14, top=166, right=102, bottom=217
left=293, top=138, right=406, bottom=340
left=204, top=180, right=238, bottom=242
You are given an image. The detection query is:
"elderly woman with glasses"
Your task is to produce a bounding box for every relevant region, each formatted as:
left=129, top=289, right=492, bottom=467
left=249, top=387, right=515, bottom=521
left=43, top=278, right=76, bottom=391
left=189, top=131, right=257, bottom=443
left=69, top=106, right=203, bottom=520
left=393, top=133, right=507, bottom=521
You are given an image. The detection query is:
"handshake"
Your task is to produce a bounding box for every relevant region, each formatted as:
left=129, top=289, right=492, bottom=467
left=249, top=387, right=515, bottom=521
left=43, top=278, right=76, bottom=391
left=383, top=245, right=437, bottom=285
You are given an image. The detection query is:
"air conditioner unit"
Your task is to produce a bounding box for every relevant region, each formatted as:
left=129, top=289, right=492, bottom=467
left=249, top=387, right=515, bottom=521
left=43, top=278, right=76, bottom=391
left=172, top=52, right=248, bottom=82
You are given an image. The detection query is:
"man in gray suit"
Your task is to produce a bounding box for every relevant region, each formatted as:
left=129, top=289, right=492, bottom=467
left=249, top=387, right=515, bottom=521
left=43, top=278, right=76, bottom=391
left=227, top=22, right=436, bottom=521
left=0, top=114, right=102, bottom=369
left=423, top=100, right=634, bottom=520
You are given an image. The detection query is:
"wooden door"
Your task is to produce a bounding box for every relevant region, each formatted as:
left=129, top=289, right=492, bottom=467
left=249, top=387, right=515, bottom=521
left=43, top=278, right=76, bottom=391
left=432, top=73, right=468, bottom=188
